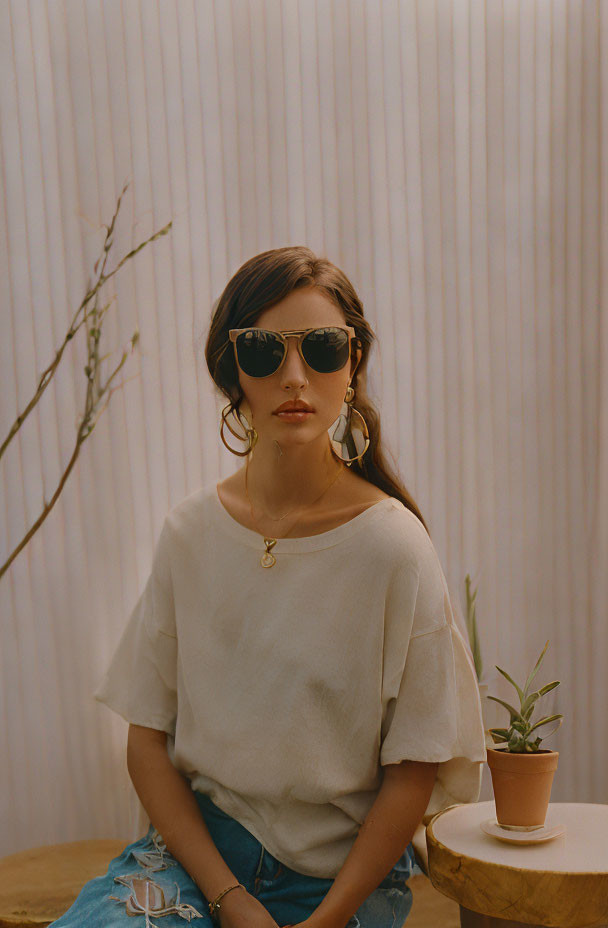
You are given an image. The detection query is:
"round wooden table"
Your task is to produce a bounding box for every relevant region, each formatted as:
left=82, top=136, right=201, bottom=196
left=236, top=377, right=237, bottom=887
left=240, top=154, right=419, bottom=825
left=425, top=801, right=608, bottom=928
left=0, top=839, right=126, bottom=927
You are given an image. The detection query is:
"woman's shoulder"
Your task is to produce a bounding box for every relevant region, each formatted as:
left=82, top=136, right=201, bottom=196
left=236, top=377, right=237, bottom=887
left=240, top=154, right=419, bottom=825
left=360, top=489, right=437, bottom=573
left=160, top=483, right=217, bottom=541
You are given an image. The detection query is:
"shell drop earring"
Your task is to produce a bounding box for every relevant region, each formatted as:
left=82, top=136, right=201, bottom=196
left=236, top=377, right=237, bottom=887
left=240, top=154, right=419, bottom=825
left=328, top=386, right=370, bottom=466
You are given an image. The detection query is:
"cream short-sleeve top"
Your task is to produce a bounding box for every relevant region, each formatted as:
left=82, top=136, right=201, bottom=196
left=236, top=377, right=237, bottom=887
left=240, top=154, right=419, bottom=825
left=93, top=481, right=487, bottom=879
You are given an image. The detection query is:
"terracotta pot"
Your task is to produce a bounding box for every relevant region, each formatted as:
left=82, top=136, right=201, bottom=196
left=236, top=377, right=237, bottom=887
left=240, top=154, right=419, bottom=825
left=486, top=746, right=559, bottom=829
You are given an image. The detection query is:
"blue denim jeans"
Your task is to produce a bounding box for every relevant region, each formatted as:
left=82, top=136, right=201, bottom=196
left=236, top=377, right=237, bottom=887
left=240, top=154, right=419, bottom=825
left=47, top=790, right=417, bottom=928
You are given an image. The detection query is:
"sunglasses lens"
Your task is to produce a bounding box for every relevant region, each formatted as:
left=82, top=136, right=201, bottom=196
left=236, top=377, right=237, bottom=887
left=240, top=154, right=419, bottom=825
left=235, top=330, right=285, bottom=377
left=302, top=327, right=351, bottom=373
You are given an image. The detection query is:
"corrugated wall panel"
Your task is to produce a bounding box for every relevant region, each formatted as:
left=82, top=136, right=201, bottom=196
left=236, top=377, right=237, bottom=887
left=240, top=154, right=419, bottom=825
left=0, top=0, right=606, bottom=853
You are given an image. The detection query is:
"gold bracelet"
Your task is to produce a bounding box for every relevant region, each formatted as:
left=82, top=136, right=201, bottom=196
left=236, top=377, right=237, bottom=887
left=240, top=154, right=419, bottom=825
left=208, top=882, right=245, bottom=924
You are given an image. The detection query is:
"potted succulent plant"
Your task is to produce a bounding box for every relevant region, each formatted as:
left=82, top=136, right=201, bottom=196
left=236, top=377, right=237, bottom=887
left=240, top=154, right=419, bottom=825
left=485, top=639, right=564, bottom=830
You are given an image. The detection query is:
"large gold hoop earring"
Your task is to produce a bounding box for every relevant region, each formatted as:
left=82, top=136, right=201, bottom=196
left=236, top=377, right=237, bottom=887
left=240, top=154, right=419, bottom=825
left=328, top=386, right=370, bottom=466
left=220, top=402, right=258, bottom=456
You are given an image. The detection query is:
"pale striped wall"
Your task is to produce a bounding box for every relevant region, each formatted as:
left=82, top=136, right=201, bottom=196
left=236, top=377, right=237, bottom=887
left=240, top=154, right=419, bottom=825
left=1, top=0, right=606, bottom=854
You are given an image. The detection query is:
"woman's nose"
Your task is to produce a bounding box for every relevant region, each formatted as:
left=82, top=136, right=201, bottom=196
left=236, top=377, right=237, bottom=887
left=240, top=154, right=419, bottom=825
left=278, top=339, right=309, bottom=388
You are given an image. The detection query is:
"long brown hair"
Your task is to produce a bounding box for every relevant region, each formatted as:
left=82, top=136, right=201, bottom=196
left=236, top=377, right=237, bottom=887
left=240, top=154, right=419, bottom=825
left=204, top=246, right=429, bottom=534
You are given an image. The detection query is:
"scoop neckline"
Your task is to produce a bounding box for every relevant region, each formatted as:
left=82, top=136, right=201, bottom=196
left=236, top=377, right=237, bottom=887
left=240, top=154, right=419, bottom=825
left=208, top=480, right=401, bottom=552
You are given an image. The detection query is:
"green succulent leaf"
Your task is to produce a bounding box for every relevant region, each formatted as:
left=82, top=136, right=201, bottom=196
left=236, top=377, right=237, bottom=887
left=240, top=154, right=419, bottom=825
left=520, top=691, right=540, bottom=718
left=485, top=695, right=524, bottom=721
left=495, top=665, right=524, bottom=704
left=538, top=680, right=560, bottom=696
left=521, top=682, right=560, bottom=720
left=488, top=728, right=510, bottom=744
left=522, top=639, right=549, bottom=698
left=527, top=714, right=564, bottom=734
left=511, top=719, right=529, bottom=735
left=507, top=729, right=526, bottom=751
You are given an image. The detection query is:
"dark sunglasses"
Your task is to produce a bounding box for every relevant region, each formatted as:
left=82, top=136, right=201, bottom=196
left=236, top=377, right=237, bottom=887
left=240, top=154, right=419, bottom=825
left=228, top=326, right=362, bottom=378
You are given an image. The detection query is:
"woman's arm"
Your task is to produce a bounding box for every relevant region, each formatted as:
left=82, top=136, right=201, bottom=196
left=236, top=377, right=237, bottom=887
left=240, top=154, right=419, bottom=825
left=128, top=725, right=285, bottom=928
left=304, top=759, right=439, bottom=928
left=126, top=724, right=242, bottom=903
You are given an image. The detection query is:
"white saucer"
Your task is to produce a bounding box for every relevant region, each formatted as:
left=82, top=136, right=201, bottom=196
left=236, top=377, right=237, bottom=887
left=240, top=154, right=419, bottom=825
left=480, top=818, right=566, bottom=844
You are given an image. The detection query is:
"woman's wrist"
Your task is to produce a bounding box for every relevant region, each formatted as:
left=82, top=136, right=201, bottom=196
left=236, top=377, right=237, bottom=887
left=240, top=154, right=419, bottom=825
left=209, top=882, right=247, bottom=924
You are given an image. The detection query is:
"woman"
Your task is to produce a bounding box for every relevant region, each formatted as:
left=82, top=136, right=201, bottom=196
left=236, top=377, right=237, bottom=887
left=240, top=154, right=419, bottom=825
left=49, top=246, right=486, bottom=928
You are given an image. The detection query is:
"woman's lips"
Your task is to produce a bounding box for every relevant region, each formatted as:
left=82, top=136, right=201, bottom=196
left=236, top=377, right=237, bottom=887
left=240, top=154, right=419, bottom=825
left=275, top=410, right=314, bottom=422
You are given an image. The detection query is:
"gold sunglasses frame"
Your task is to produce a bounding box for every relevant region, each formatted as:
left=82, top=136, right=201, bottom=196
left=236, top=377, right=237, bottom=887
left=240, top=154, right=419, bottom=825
left=228, top=325, right=362, bottom=379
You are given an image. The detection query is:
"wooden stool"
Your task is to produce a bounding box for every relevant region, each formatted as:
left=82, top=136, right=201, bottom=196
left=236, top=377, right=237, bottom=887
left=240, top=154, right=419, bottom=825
left=411, top=821, right=429, bottom=876
left=0, top=839, right=125, bottom=928
left=403, top=820, right=460, bottom=926
left=407, top=873, right=461, bottom=927
left=426, top=800, right=608, bottom=927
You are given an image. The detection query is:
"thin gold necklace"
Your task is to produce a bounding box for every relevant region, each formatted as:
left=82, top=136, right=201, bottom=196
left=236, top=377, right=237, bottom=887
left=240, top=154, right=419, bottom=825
left=245, top=455, right=345, bottom=568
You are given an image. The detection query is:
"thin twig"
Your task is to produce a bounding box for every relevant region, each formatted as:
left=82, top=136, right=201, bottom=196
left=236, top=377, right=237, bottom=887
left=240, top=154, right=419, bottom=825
left=0, top=183, right=171, bottom=580
left=0, top=179, right=171, bottom=461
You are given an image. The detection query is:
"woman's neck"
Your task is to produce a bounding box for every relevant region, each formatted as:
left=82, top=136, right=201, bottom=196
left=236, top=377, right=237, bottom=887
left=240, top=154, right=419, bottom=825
left=244, top=436, right=345, bottom=516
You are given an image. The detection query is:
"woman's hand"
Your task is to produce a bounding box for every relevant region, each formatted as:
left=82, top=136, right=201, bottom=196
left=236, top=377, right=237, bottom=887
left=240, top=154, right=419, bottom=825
left=216, top=890, right=335, bottom=928
left=284, top=918, right=349, bottom=928
left=282, top=921, right=334, bottom=928
left=216, top=886, right=280, bottom=928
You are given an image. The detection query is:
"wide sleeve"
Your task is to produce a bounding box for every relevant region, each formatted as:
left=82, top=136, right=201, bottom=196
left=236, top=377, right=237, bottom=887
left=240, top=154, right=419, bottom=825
left=379, top=520, right=487, bottom=824
left=93, top=515, right=178, bottom=736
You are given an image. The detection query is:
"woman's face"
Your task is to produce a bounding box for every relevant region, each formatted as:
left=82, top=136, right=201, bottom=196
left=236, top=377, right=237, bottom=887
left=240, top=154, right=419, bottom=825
left=235, top=286, right=361, bottom=448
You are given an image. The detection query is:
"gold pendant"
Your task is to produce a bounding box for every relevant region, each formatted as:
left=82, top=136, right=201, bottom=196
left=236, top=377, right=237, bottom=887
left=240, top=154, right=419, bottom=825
left=261, top=538, right=277, bottom=568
